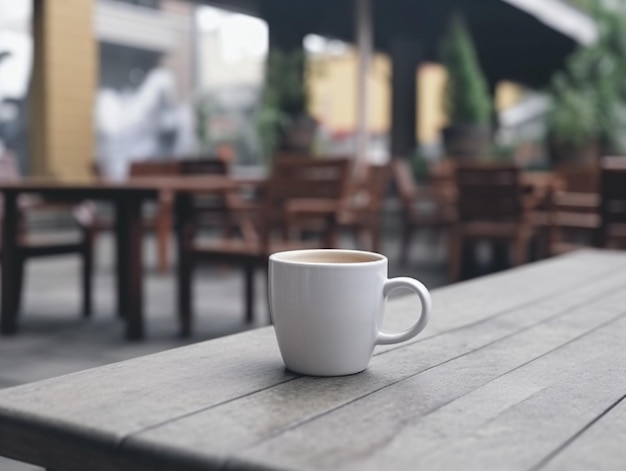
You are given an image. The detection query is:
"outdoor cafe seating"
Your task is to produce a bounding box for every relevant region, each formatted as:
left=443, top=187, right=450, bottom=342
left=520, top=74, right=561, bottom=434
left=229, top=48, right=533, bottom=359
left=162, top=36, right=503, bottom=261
left=176, top=156, right=352, bottom=335
left=0, top=152, right=94, bottom=319
left=336, top=163, right=392, bottom=254
left=447, top=163, right=538, bottom=281
left=599, top=156, right=626, bottom=249
left=392, top=158, right=456, bottom=266
left=92, top=156, right=233, bottom=274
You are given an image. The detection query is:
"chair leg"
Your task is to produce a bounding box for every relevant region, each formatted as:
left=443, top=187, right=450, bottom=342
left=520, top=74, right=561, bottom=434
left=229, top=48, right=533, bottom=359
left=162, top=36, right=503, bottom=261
left=156, top=209, right=171, bottom=274
left=448, top=228, right=462, bottom=282
left=81, top=230, right=94, bottom=318
left=14, top=256, right=25, bottom=315
left=357, top=226, right=369, bottom=251
left=512, top=236, right=529, bottom=267
left=244, top=263, right=255, bottom=324
left=178, top=256, right=193, bottom=337
left=262, top=261, right=272, bottom=325
left=399, top=223, right=413, bottom=267
left=371, top=225, right=382, bottom=254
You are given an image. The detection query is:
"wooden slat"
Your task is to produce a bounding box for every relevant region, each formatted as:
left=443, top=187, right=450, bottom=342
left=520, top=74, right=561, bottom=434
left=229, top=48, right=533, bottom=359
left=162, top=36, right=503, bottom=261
left=128, top=278, right=626, bottom=471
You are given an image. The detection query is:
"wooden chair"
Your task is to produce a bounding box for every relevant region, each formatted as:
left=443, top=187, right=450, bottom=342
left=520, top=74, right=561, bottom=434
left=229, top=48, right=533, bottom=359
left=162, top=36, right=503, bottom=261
left=338, top=164, right=391, bottom=253
left=177, top=157, right=352, bottom=336
left=0, top=152, right=94, bottom=317
left=128, top=161, right=180, bottom=274
left=537, top=165, right=601, bottom=256
left=598, top=156, right=626, bottom=249
left=449, top=163, right=536, bottom=281
left=391, top=159, right=456, bottom=266
left=178, top=158, right=233, bottom=233
left=125, top=157, right=233, bottom=273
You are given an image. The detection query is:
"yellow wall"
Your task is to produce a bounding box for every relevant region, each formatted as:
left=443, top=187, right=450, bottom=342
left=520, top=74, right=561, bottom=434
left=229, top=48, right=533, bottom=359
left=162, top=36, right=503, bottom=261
left=308, top=51, right=391, bottom=134
left=417, top=63, right=447, bottom=144
left=308, top=55, right=525, bottom=146
left=31, top=0, right=96, bottom=178
left=496, top=81, right=523, bottom=112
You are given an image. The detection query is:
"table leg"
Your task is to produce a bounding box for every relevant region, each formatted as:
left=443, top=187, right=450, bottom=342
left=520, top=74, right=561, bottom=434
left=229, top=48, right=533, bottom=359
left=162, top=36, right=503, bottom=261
left=156, top=189, right=173, bottom=274
left=1, top=192, right=19, bottom=334
left=115, top=197, right=144, bottom=340
left=175, top=194, right=194, bottom=337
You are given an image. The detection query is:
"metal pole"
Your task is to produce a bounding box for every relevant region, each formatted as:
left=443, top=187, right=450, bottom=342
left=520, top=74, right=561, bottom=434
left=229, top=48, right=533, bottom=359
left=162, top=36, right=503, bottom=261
left=355, top=0, right=372, bottom=170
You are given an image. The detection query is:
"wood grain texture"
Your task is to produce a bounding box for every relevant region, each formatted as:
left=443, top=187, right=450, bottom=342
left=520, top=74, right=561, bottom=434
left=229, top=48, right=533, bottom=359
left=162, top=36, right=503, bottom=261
left=539, top=396, right=626, bottom=471
left=226, top=287, right=626, bottom=471
left=127, top=263, right=626, bottom=465
left=1, top=250, right=626, bottom=471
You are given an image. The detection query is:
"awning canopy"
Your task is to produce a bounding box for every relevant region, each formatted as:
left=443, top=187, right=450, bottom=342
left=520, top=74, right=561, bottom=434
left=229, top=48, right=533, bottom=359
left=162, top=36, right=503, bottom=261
left=204, top=0, right=596, bottom=88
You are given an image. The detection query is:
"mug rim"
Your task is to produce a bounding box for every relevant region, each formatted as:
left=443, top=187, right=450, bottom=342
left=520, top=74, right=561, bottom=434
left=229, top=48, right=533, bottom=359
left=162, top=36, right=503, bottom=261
left=270, top=249, right=386, bottom=267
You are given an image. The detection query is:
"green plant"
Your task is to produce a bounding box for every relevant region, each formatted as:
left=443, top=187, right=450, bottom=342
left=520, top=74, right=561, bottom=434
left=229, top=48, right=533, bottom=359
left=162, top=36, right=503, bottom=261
left=409, top=148, right=430, bottom=182
left=440, top=14, right=492, bottom=127
left=546, top=75, right=598, bottom=151
left=195, top=100, right=211, bottom=154
left=256, top=93, right=286, bottom=167
left=256, top=49, right=310, bottom=163
left=265, top=50, right=308, bottom=117
left=547, top=0, right=626, bottom=154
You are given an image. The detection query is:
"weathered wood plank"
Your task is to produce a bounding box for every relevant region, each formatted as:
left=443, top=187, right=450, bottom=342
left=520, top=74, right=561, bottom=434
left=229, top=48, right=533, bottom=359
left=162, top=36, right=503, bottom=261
left=124, top=268, right=626, bottom=471
left=377, top=250, right=625, bottom=352
left=539, top=396, right=626, bottom=471
left=0, top=250, right=624, bottom=471
left=0, top=328, right=292, bottom=440
left=1, top=251, right=619, bottom=439
left=376, top=318, right=626, bottom=471
left=219, top=289, right=626, bottom=471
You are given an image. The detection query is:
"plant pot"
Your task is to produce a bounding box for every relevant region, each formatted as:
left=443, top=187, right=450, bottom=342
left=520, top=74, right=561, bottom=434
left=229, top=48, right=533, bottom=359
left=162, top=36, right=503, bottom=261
left=442, top=124, right=492, bottom=160
left=280, top=114, right=318, bottom=152
left=548, top=139, right=599, bottom=167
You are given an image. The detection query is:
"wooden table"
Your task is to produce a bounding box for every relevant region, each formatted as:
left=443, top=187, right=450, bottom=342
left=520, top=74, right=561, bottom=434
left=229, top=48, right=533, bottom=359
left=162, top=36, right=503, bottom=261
left=0, top=177, right=235, bottom=340
left=0, top=250, right=625, bottom=470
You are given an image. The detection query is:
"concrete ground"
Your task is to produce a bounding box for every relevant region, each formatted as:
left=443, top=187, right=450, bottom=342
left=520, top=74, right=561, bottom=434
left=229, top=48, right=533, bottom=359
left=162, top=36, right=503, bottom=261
left=0, top=230, right=449, bottom=470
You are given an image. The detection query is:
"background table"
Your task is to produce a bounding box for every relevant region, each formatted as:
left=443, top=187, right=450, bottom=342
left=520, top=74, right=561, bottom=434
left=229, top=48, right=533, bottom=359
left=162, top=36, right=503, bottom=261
left=0, top=177, right=235, bottom=340
left=0, top=250, right=625, bottom=470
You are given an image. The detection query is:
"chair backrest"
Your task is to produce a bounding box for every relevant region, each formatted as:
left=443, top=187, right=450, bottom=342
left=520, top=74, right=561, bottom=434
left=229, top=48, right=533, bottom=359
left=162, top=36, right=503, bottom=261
left=129, top=161, right=180, bottom=178
left=178, top=158, right=230, bottom=176
left=129, top=157, right=230, bottom=178
left=356, top=163, right=391, bottom=213
left=259, top=157, right=352, bottom=244
left=599, top=156, right=626, bottom=244
left=391, top=159, right=417, bottom=205
left=556, top=164, right=600, bottom=193
left=0, top=151, right=21, bottom=181
left=455, top=163, right=524, bottom=222
left=0, top=151, right=21, bottom=221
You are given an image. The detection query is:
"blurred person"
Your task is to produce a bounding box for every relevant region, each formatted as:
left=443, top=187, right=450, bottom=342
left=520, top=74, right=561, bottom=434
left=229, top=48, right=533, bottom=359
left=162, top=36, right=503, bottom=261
left=96, top=67, right=193, bottom=180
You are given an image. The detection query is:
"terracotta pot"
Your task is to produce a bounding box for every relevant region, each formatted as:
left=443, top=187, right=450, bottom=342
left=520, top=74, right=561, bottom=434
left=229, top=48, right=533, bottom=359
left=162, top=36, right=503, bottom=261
left=280, top=115, right=317, bottom=152
left=548, top=139, right=599, bottom=167
left=442, top=124, right=492, bottom=160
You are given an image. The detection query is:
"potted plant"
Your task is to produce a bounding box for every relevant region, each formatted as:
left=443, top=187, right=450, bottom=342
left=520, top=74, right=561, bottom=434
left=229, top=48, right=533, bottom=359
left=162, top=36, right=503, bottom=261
left=546, top=74, right=599, bottom=165
left=256, top=49, right=317, bottom=164
left=440, top=14, right=493, bottom=159
left=546, top=0, right=626, bottom=164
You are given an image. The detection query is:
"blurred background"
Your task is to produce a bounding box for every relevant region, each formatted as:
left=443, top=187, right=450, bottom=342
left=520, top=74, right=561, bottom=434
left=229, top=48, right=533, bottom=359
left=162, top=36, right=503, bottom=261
left=2, top=0, right=619, bottom=180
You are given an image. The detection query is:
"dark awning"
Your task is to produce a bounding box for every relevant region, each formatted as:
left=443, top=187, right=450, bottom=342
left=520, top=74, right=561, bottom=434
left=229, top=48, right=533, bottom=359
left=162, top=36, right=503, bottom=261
left=202, top=0, right=596, bottom=88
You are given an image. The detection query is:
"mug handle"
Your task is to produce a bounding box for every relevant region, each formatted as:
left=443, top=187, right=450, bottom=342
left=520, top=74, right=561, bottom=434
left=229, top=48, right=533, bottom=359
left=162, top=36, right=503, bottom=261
left=376, top=277, right=432, bottom=345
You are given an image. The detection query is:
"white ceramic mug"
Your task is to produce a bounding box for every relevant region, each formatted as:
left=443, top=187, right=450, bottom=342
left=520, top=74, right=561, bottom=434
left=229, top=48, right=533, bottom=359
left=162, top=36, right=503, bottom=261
left=269, top=249, right=432, bottom=376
